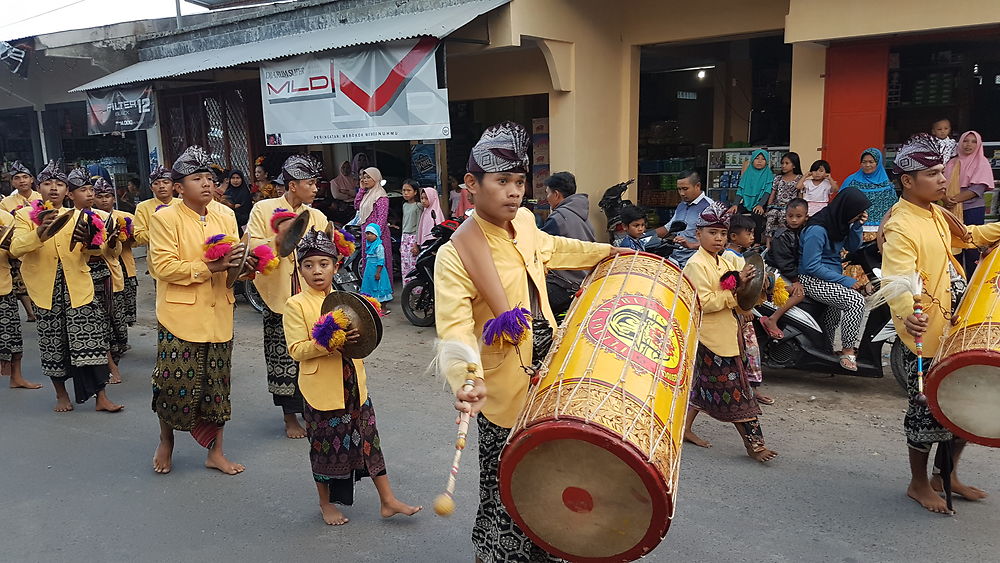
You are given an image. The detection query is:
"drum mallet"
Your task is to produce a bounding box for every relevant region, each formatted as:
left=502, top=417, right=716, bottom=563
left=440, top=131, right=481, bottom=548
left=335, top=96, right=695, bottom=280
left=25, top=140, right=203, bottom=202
left=913, top=295, right=928, bottom=405
left=434, top=363, right=478, bottom=517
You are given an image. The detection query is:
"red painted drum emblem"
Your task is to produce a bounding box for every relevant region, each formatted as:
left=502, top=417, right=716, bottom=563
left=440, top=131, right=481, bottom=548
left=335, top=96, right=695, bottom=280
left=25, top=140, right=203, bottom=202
left=584, top=294, right=684, bottom=385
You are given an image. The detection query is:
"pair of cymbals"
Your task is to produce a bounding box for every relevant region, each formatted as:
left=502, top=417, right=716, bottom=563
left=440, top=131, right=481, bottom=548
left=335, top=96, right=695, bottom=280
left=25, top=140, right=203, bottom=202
left=277, top=209, right=311, bottom=258
left=225, top=233, right=252, bottom=288
left=320, top=291, right=383, bottom=358
left=737, top=251, right=767, bottom=311
left=39, top=209, right=74, bottom=241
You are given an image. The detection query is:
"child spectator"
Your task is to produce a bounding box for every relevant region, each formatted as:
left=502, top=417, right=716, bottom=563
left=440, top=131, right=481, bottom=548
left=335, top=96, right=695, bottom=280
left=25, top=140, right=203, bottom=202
left=931, top=117, right=957, bottom=161
left=797, top=160, right=839, bottom=216
left=616, top=205, right=647, bottom=251
left=284, top=227, right=420, bottom=526
left=399, top=180, right=421, bottom=282
left=760, top=198, right=808, bottom=339
left=361, top=223, right=392, bottom=314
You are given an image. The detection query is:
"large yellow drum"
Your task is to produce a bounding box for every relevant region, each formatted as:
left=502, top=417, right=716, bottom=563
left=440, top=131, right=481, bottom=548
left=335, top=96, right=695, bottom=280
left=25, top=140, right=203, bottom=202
left=499, top=252, right=700, bottom=562
left=928, top=245, right=1000, bottom=447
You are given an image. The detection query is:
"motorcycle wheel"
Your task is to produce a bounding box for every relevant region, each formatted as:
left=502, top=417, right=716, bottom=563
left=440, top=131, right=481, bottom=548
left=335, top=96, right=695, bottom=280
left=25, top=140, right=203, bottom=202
left=401, top=280, right=435, bottom=327
left=889, top=338, right=909, bottom=393
left=241, top=280, right=266, bottom=314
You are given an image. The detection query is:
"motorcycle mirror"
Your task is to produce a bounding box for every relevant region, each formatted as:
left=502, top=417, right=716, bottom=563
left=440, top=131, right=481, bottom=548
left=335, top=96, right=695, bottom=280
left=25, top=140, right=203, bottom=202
left=669, top=220, right=687, bottom=233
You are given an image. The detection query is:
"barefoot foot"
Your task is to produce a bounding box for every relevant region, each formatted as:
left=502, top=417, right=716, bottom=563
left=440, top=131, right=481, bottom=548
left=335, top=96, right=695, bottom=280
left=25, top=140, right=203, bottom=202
left=380, top=498, right=422, bottom=518
left=205, top=451, right=245, bottom=475
left=683, top=429, right=712, bottom=448
left=908, top=481, right=954, bottom=514
left=108, top=372, right=122, bottom=385
left=53, top=397, right=74, bottom=412
left=746, top=445, right=778, bottom=463
left=931, top=474, right=988, bottom=501
left=321, top=503, right=349, bottom=525
left=10, top=376, right=42, bottom=390
left=95, top=395, right=124, bottom=413
left=284, top=415, right=307, bottom=439
left=153, top=440, right=174, bottom=474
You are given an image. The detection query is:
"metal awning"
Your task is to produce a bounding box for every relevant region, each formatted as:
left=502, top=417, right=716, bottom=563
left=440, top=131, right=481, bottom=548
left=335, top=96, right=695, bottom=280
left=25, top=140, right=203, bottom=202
left=70, top=0, right=508, bottom=92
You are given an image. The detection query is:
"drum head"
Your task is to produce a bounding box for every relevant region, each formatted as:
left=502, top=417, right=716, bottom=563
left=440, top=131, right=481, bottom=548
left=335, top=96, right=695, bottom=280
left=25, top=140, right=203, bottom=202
left=225, top=235, right=251, bottom=289
left=320, top=291, right=380, bottom=358
left=737, top=252, right=765, bottom=311
left=278, top=210, right=311, bottom=257
left=927, top=351, right=1000, bottom=447
left=499, top=421, right=671, bottom=561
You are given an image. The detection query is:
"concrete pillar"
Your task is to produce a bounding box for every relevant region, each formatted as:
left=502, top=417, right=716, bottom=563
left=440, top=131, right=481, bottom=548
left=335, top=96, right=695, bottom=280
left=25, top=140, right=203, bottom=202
left=789, top=42, right=827, bottom=162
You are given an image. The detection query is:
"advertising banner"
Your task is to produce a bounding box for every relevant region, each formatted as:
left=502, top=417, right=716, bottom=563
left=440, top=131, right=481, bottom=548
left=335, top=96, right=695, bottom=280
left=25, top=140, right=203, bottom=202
left=86, top=84, right=156, bottom=135
left=260, top=37, right=450, bottom=145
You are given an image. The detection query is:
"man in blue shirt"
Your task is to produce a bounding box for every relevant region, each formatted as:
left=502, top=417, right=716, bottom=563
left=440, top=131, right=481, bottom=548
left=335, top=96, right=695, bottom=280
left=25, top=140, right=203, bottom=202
left=656, top=171, right=713, bottom=268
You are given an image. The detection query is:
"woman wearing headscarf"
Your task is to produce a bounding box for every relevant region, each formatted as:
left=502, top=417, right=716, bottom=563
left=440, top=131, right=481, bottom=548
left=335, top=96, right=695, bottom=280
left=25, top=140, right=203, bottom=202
left=841, top=148, right=897, bottom=232
left=353, top=167, right=393, bottom=283
left=416, top=187, right=444, bottom=246
left=729, top=149, right=773, bottom=243
left=225, top=170, right=252, bottom=230
left=797, top=187, right=871, bottom=371
left=944, top=130, right=995, bottom=275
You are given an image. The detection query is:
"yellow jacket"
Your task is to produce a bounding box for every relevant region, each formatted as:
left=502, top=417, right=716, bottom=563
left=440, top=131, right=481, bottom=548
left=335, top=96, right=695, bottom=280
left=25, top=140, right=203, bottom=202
left=113, top=210, right=137, bottom=279
left=434, top=209, right=612, bottom=428
left=683, top=247, right=744, bottom=357
left=0, top=190, right=41, bottom=214
left=100, top=210, right=126, bottom=292
left=10, top=207, right=105, bottom=310
left=0, top=212, right=13, bottom=295
left=882, top=198, right=1000, bottom=357
left=134, top=197, right=178, bottom=247
left=283, top=286, right=367, bottom=411
left=149, top=202, right=237, bottom=343
left=247, top=195, right=329, bottom=313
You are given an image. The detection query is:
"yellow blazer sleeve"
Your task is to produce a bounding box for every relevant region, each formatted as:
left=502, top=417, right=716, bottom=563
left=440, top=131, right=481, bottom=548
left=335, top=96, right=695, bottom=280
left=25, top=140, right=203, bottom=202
left=881, top=225, right=921, bottom=321
left=10, top=210, right=42, bottom=258
left=433, top=244, right=484, bottom=392
left=282, top=298, right=331, bottom=362
left=538, top=232, right=612, bottom=270
left=246, top=202, right=271, bottom=249
left=687, top=259, right=738, bottom=314
left=148, top=212, right=212, bottom=285
left=970, top=222, right=1000, bottom=247
left=133, top=205, right=152, bottom=247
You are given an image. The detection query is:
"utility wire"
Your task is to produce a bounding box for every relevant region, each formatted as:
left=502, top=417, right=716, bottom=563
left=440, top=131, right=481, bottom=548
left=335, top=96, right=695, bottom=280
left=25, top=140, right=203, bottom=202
left=0, top=0, right=92, bottom=33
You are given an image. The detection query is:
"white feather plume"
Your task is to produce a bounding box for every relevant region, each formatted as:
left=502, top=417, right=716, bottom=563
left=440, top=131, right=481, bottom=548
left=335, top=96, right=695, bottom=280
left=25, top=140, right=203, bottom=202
left=427, top=340, right=481, bottom=388
left=866, top=272, right=922, bottom=311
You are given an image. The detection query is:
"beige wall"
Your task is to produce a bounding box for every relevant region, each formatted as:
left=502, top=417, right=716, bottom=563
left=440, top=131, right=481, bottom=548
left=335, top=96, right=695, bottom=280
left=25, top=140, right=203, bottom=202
left=789, top=42, right=827, bottom=163
left=786, top=0, right=1000, bottom=43
left=447, top=48, right=551, bottom=102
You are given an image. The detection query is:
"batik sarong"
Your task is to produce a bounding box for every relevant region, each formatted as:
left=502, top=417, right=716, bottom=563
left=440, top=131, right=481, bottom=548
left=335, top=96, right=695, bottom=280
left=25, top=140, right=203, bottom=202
left=304, top=358, right=385, bottom=505
left=122, top=275, right=138, bottom=326
left=689, top=343, right=762, bottom=422
left=473, top=415, right=562, bottom=563
left=90, top=260, right=127, bottom=363
left=151, top=325, right=232, bottom=448
left=0, top=292, right=22, bottom=361
left=262, top=305, right=303, bottom=414
left=35, top=265, right=108, bottom=402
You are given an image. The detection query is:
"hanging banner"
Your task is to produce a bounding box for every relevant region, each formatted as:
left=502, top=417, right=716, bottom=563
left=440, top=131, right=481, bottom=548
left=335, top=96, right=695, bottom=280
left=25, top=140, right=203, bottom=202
left=0, top=39, right=31, bottom=78
left=86, top=84, right=156, bottom=135
left=260, top=37, right=450, bottom=146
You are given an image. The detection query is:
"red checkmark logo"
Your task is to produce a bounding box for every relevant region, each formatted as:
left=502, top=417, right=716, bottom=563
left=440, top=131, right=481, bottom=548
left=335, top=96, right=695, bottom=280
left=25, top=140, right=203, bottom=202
left=339, top=37, right=438, bottom=116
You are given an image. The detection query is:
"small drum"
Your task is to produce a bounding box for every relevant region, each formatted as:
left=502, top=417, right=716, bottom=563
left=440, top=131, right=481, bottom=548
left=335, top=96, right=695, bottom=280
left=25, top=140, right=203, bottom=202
left=499, top=252, right=700, bottom=562
left=927, top=245, right=1000, bottom=447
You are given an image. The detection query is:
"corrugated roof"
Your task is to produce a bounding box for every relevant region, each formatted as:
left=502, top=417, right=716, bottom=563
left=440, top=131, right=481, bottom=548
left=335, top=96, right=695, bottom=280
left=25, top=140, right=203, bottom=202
left=70, top=0, right=508, bottom=92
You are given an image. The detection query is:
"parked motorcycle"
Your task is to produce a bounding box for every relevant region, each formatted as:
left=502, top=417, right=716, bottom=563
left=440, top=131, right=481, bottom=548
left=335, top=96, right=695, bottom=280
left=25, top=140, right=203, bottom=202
left=333, top=224, right=364, bottom=293
left=598, top=178, right=636, bottom=242
left=235, top=279, right=265, bottom=313
left=401, top=219, right=460, bottom=327
left=752, top=240, right=903, bottom=385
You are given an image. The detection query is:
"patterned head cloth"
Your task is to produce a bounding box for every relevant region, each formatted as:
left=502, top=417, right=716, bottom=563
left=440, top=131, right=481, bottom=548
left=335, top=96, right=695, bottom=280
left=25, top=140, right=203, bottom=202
left=281, top=154, right=323, bottom=181
left=467, top=121, right=531, bottom=174
left=696, top=201, right=732, bottom=229
left=149, top=165, right=171, bottom=184
left=296, top=227, right=339, bottom=262
left=66, top=167, right=92, bottom=191
left=37, top=159, right=68, bottom=184
left=892, top=133, right=944, bottom=174
left=93, top=177, right=115, bottom=196
left=170, top=145, right=215, bottom=181
left=9, top=160, right=31, bottom=178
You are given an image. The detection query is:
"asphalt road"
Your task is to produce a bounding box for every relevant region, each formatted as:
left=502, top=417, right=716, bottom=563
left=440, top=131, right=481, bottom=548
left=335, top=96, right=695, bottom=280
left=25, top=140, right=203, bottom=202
left=1, top=268, right=998, bottom=562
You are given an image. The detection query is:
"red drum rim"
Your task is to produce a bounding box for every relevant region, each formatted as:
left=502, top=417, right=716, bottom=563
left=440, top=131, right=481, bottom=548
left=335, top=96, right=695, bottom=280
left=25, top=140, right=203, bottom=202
left=926, top=350, right=1000, bottom=448
left=498, top=418, right=672, bottom=562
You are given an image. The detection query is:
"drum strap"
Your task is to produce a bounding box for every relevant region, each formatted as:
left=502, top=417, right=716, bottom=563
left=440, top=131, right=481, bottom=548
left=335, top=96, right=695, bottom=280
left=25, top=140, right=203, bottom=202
left=450, top=217, right=514, bottom=319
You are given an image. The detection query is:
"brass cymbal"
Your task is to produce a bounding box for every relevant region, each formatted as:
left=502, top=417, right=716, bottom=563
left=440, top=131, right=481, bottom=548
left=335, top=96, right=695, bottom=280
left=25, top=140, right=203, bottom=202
left=68, top=211, right=90, bottom=251
left=277, top=209, right=311, bottom=258
left=226, top=233, right=252, bottom=288
left=320, top=291, right=382, bottom=358
left=42, top=209, right=74, bottom=240
left=736, top=251, right=766, bottom=311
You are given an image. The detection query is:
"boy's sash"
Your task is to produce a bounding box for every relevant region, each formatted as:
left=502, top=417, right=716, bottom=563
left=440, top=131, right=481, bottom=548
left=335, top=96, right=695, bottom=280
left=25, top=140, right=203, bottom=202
left=450, top=216, right=511, bottom=320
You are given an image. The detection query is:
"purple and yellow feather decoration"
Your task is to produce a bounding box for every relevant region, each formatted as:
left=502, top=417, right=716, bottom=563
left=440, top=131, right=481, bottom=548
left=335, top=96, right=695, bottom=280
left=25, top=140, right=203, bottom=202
left=203, top=233, right=238, bottom=261
left=482, top=307, right=532, bottom=346
left=312, top=309, right=352, bottom=351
